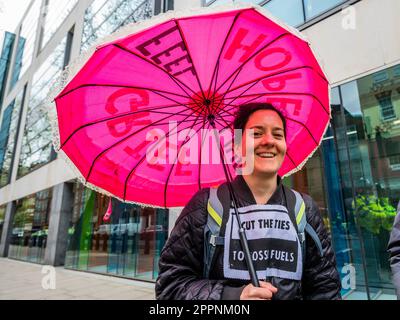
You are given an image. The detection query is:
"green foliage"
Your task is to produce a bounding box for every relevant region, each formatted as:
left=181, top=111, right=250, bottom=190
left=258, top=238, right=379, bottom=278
left=353, top=195, right=397, bottom=234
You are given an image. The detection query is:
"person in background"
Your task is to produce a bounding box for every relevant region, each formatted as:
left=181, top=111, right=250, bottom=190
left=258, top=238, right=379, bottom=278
left=388, top=201, right=400, bottom=299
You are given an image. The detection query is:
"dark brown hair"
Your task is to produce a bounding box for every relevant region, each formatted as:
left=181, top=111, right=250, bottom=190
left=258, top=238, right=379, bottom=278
left=233, top=103, right=287, bottom=140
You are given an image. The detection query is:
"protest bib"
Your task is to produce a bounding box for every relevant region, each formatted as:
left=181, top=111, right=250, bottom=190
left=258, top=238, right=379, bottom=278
left=223, top=204, right=303, bottom=281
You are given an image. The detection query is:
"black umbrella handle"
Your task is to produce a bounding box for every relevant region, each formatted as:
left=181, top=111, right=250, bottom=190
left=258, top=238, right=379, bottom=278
left=239, top=226, right=259, bottom=287
left=228, top=182, right=260, bottom=288
left=210, top=122, right=260, bottom=287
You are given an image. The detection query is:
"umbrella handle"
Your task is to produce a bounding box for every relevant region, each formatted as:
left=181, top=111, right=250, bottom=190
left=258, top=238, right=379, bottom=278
left=210, top=122, right=260, bottom=287
left=238, top=224, right=260, bottom=287
left=228, top=184, right=260, bottom=288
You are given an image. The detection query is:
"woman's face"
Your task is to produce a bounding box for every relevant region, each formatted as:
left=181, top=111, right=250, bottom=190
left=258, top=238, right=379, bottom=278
left=241, top=109, right=287, bottom=176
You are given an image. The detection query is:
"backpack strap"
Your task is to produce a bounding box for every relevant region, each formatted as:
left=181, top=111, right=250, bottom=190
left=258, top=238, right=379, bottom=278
left=203, top=187, right=225, bottom=277
left=292, top=190, right=307, bottom=264
left=291, top=189, right=324, bottom=259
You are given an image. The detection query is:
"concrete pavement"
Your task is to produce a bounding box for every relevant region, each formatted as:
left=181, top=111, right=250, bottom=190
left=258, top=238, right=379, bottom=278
left=0, top=258, right=156, bottom=300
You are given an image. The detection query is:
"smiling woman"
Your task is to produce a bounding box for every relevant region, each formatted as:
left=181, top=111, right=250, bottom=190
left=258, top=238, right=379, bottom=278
left=234, top=104, right=287, bottom=191
left=156, top=102, right=342, bottom=300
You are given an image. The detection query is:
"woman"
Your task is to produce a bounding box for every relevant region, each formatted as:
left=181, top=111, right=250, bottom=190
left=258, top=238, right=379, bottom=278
left=155, top=103, right=341, bottom=300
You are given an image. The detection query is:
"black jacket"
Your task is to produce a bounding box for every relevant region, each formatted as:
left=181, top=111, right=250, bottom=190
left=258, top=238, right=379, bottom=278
left=156, top=176, right=341, bottom=300
left=388, top=201, right=400, bottom=299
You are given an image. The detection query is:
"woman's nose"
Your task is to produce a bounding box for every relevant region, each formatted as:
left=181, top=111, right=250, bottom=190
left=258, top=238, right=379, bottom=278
left=260, top=133, right=275, bottom=146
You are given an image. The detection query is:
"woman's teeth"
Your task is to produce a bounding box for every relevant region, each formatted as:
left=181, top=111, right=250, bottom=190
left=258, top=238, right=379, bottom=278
left=257, top=153, right=275, bottom=158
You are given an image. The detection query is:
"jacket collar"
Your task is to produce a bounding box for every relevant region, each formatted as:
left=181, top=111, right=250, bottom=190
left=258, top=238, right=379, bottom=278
left=230, top=175, right=284, bottom=206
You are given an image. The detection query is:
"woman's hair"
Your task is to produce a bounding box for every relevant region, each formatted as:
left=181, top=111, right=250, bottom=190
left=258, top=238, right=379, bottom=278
left=233, top=103, right=287, bottom=139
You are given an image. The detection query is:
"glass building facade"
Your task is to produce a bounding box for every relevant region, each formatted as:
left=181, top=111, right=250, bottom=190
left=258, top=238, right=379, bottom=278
left=206, top=0, right=349, bottom=27
left=17, top=36, right=69, bottom=177
left=10, top=0, right=42, bottom=89
left=64, top=183, right=169, bottom=281
left=8, top=189, right=52, bottom=264
left=286, top=64, right=400, bottom=299
left=0, top=0, right=398, bottom=299
left=40, top=0, right=78, bottom=50
left=0, top=205, right=5, bottom=242
left=0, top=88, right=25, bottom=187
left=81, top=0, right=153, bottom=53
left=0, top=32, right=16, bottom=109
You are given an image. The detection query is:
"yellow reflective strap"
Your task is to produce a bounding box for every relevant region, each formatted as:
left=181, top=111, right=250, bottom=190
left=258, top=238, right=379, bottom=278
left=207, top=201, right=222, bottom=227
left=296, top=201, right=306, bottom=225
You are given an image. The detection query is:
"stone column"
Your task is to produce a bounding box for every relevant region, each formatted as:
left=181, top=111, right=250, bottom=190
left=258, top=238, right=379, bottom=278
left=44, top=182, right=74, bottom=266
left=0, top=202, right=16, bottom=257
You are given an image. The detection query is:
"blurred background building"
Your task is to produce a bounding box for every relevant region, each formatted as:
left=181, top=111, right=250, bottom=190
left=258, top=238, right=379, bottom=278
left=0, top=0, right=399, bottom=299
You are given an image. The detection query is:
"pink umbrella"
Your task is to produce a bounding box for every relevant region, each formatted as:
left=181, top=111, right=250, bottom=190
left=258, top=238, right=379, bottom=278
left=51, top=4, right=330, bottom=286
left=52, top=4, right=330, bottom=209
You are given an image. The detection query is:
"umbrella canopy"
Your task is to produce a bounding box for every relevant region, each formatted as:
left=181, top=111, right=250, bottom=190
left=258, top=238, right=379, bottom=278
left=51, top=4, right=330, bottom=208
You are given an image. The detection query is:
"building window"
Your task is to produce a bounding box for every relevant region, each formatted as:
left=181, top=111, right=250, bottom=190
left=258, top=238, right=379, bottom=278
left=0, top=32, right=16, bottom=109
left=0, top=88, right=25, bottom=187
left=8, top=189, right=52, bottom=264
left=388, top=154, right=400, bottom=171
left=375, top=91, right=396, bottom=121
left=17, top=37, right=68, bottom=178
left=0, top=204, right=5, bottom=242
left=65, top=183, right=169, bottom=281
left=10, top=0, right=41, bottom=89
left=205, top=0, right=348, bottom=28
left=303, top=0, right=345, bottom=20
left=262, top=0, right=305, bottom=27
left=326, top=64, right=399, bottom=299
left=81, top=0, right=153, bottom=53
left=40, top=0, right=78, bottom=50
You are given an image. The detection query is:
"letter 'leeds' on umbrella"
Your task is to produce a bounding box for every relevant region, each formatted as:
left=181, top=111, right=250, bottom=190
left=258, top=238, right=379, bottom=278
left=48, top=3, right=330, bottom=209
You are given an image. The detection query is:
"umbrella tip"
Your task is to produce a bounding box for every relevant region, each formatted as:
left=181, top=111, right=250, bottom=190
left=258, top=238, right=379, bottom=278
left=207, top=114, right=216, bottom=126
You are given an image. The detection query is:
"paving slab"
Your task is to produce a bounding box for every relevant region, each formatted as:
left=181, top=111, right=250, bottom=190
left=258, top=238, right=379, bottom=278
left=0, top=258, right=155, bottom=300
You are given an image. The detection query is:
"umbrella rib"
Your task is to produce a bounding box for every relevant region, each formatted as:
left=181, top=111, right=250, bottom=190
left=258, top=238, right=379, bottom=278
left=214, top=114, right=233, bottom=131
left=214, top=31, right=328, bottom=98
left=285, top=150, right=298, bottom=171
left=222, top=92, right=267, bottom=112
left=214, top=121, right=235, bottom=183
left=60, top=103, right=198, bottom=150
left=152, top=118, right=201, bottom=126
left=174, top=20, right=206, bottom=100
left=213, top=67, right=243, bottom=112
left=198, top=118, right=210, bottom=190
left=222, top=92, right=330, bottom=116
left=217, top=103, right=321, bottom=154
left=112, top=44, right=203, bottom=105
left=56, top=83, right=189, bottom=101
left=217, top=65, right=328, bottom=99
left=213, top=32, right=291, bottom=97
left=162, top=113, right=204, bottom=208
left=220, top=101, right=322, bottom=146
left=213, top=117, right=236, bottom=173
left=212, top=60, right=220, bottom=105
left=122, top=113, right=204, bottom=201
left=85, top=104, right=203, bottom=183
left=62, top=98, right=200, bottom=112
left=206, top=10, right=243, bottom=95
left=213, top=73, right=260, bottom=114
left=285, top=117, right=319, bottom=146
left=217, top=107, right=236, bottom=118
left=215, top=67, right=329, bottom=115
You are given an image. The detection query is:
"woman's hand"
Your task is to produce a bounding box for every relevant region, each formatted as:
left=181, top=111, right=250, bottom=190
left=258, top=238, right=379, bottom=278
left=240, top=281, right=278, bottom=300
